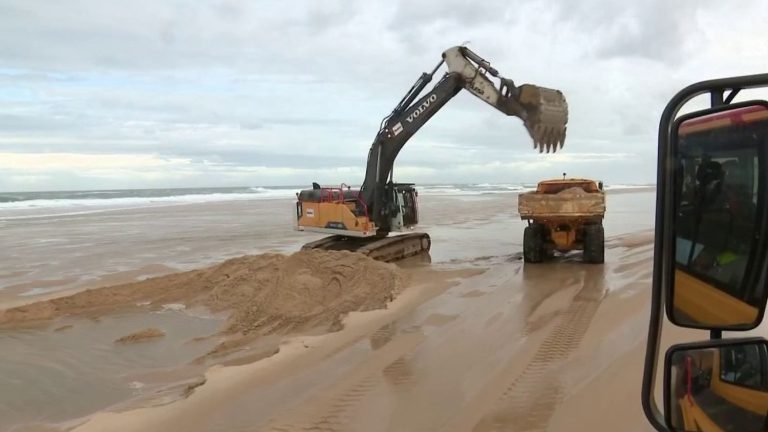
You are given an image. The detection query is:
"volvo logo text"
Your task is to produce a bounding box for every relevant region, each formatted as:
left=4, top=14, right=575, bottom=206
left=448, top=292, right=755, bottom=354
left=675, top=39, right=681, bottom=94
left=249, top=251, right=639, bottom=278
left=406, top=94, right=438, bottom=123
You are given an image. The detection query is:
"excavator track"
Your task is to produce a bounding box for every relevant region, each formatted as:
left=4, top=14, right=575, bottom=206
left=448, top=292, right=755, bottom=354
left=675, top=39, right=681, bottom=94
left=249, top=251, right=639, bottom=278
left=301, top=232, right=431, bottom=263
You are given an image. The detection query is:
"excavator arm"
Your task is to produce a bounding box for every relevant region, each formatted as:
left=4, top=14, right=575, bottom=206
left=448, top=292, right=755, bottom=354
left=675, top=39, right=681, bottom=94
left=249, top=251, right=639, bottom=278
left=443, top=46, right=568, bottom=151
left=360, top=45, right=569, bottom=229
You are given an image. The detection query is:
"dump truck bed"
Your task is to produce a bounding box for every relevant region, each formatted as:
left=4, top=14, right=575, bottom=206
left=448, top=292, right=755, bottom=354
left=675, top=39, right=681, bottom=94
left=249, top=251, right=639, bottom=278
left=518, top=186, right=606, bottom=220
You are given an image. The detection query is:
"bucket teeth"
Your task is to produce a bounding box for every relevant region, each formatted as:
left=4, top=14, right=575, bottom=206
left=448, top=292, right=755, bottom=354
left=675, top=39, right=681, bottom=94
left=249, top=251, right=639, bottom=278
left=517, top=85, right=569, bottom=153
left=528, top=122, right=567, bottom=153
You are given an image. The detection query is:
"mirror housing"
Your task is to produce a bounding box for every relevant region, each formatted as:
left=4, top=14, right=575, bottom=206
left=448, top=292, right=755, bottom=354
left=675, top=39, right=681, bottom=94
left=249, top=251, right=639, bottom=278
left=664, top=338, right=768, bottom=432
left=666, top=101, right=768, bottom=330
left=644, top=74, right=768, bottom=432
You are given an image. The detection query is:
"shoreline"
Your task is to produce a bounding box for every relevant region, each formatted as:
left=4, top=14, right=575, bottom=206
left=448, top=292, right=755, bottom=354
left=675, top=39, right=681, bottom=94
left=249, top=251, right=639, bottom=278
left=0, top=185, right=655, bottom=220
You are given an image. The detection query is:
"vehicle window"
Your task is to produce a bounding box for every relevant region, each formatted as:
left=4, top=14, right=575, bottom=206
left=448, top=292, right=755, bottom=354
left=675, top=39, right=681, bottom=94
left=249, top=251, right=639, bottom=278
left=720, top=344, right=768, bottom=389
left=675, top=120, right=763, bottom=306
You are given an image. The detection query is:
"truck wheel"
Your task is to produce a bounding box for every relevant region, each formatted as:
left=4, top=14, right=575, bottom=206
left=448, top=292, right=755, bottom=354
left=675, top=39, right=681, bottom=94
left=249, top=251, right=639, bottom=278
left=583, top=224, right=604, bottom=264
left=523, top=224, right=544, bottom=263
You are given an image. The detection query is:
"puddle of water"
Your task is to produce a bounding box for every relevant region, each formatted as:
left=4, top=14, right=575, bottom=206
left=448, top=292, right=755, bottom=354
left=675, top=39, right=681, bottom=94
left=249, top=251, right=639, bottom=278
left=423, top=313, right=459, bottom=327
left=0, top=309, right=223, bottom=431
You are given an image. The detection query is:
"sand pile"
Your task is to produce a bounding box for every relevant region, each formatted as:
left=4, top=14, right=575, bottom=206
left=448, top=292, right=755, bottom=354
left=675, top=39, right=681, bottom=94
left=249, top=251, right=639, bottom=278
left=558, top=186, right=590, bottom=195
left=203, top=250, right=404, bottom=335
left=0, top=250, right=404, bottom=341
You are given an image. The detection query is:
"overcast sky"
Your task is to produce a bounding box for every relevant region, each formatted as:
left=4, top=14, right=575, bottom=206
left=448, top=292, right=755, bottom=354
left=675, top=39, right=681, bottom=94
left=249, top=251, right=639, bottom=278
left=1, top=0, right=767, bottom=191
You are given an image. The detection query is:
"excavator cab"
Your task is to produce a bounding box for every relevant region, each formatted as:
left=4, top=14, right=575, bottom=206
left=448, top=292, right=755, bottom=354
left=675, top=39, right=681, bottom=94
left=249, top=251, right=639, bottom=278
left=384, top=182, right=419, bottom=232
left=642, top=75, right=768, bottom=432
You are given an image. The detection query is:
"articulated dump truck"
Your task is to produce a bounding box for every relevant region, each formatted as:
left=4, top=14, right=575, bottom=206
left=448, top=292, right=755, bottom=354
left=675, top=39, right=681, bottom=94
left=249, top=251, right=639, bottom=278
left=518, top=178, right=606, bottom=263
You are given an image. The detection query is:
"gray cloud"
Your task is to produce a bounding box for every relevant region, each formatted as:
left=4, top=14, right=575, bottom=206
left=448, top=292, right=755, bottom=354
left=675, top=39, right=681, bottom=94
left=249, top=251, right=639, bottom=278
left=0, top=0, right=766, bottom=191
left=553, top=0, right=713, bottom=63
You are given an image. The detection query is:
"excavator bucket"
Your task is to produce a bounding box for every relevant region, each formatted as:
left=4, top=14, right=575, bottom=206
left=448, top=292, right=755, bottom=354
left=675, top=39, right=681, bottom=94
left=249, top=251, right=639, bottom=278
left=442, top=45, right=568, bottom=153
left=517, top=84, right=569, bottom=153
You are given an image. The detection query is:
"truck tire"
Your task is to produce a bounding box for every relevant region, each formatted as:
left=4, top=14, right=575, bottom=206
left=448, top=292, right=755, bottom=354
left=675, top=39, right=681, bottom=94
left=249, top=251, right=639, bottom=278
left=523, top=224, right=544, bottom=263
left=583, top=224, right=604, bottom=264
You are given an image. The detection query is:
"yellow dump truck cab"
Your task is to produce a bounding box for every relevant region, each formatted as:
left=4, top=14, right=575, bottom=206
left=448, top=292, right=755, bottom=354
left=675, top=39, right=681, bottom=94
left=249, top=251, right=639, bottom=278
left=518, top=178, right=606, bottom=263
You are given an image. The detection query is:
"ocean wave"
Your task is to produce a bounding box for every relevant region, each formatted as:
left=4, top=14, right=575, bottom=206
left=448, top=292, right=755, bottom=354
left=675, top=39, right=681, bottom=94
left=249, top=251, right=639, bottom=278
left=0, top=188, right=301, bottom=219
left=419, top=184, right=535, bottom=196
left=0, top=183, right=654, bottom=219
left=603, top=184, right=654, bottom=190
left=418, top=187, right=484, bottom=196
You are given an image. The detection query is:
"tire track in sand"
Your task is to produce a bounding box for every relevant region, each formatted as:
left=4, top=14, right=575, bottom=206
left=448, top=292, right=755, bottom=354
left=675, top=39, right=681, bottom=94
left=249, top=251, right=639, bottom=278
left=471, top=267, right=607, bottom=432
left=258, top=330, right=424, bottom=432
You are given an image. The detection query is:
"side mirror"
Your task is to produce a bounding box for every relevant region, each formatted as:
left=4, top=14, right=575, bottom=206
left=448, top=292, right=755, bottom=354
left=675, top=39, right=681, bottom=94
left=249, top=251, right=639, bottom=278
left=664, top=338, right=768, bottom=432
left=668, top=101, right=768, bottom=330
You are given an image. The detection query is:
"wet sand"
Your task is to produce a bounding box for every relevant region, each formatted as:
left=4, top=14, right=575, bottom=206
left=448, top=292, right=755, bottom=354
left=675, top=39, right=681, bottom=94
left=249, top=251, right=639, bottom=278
left=69, top=233, right=662, bottom=432
left=0, top=188, right=679, bottom=432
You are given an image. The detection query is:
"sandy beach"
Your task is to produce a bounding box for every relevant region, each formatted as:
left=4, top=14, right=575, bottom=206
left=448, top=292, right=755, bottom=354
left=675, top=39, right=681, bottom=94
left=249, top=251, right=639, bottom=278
left=0, top=187, right=684, bottom=432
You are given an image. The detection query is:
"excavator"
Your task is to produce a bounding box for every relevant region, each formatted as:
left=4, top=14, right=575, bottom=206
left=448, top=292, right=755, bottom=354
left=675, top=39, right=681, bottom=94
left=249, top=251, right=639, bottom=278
left=294, top=45, right=569, bottom=262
